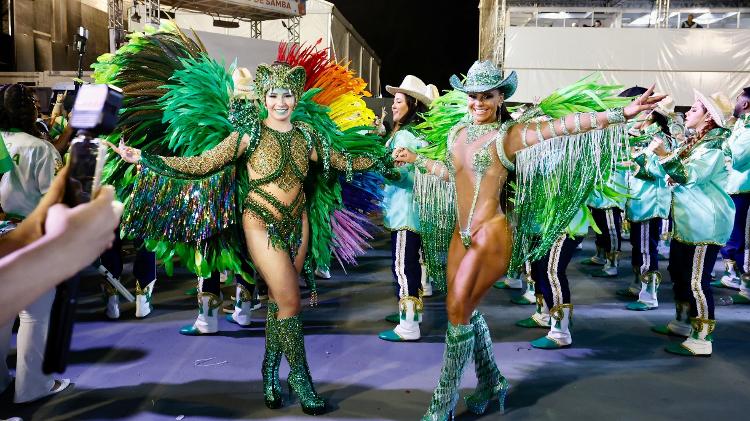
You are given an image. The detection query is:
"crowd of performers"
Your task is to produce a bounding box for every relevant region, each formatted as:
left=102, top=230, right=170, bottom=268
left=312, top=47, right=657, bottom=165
left=5, top=21, right=750, bottom=419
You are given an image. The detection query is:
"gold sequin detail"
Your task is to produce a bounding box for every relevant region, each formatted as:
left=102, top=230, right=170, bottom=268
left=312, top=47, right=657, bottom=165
left=330, top=152, right=374, bottom=172
left=162, top=132, right=240, bottom=175
left=250, top=130, right=282, bottom=178
left=249, top=128, right=309, bottom=192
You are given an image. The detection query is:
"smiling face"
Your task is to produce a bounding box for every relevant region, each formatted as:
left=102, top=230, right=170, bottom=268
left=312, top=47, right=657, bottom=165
left=685, top=100, right=710, bottom=129
left=467, top=89, right=503, bottom=125
left=391, top=93, right=410, bottom=124
left=264, top=88, right=296, bottom=123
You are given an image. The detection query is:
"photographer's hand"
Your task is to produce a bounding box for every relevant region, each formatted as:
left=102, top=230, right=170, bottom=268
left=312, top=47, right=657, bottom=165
left=105, top=140, right=141, bottom=164
left=0, top=184, right=123, bottom=325
left=0, top=166, right=68, bottom=256
left=44, top=185, right=123, bottom=262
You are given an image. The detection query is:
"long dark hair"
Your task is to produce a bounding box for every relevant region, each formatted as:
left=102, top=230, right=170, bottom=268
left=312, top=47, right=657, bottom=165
left=497, top=102, right=512, bottom=123
left=651, top=111, right=671, bottom=136
left=0, top=83, right=41, bottom=137
left=395, top=93, right=428, bottom=127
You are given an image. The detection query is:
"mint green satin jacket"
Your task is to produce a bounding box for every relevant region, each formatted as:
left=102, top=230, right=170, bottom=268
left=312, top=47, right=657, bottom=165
left=586, top=169, right=627, bottom=210
left=725, top=114, right=750, bottom=194
left=383, top=127, right=428, bottom=232
left=627, top=136, right=673, bottom=222
left=645, top=128, right=735, bottom=245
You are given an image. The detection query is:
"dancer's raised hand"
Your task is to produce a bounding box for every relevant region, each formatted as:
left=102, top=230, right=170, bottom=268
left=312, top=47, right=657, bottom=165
left=105, top=139, right=142, bottom=163
left=624, top=85, right=667, bottom=119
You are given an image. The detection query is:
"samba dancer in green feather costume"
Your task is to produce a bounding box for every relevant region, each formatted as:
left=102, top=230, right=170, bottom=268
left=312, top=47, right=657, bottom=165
left=102, top=23, right=389, bottom=416
left=395, top=61, right=664, bottom=420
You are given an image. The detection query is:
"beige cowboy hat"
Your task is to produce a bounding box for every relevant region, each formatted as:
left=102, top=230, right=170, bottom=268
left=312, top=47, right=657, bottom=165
left=654, top=95, right=675, bottom=118
left=232, top=67, right=256, bottom=100
left=694, top=90, right=732, bottom=128
left=386, top=75, right=439, bottom=106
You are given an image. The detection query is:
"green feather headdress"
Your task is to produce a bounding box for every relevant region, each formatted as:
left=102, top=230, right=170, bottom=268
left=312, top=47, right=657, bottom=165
left=253, top=63, right=306, bottom=100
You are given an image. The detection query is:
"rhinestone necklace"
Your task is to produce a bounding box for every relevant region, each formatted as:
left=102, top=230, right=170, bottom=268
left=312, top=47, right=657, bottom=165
left=465, top=121, right=501, bottom=145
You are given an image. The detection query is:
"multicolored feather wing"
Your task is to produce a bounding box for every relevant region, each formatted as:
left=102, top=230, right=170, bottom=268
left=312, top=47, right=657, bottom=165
left=280, top=42, right=385, bottom=275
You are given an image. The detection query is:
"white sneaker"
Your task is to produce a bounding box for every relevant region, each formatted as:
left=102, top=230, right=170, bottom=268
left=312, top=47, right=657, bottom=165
left=378, top=297, right=422, bottom=341
left=230, top=284, right=253, bottom=326
left=134, top=280, right=155, bottom=318
left=666, top=318, right=715, bottom=356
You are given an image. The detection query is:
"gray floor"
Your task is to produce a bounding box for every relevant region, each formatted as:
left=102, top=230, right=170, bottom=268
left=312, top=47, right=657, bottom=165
left=2, top=234, right=749, bottom=420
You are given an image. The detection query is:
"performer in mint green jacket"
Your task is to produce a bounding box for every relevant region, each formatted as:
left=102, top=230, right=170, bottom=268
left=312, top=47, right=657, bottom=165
left=581, top=171, right=626, bottom=277
left=623, top=95, right=679, bottom=311
left=646, top=90, right=735, bottom=357
left=378, top=75, right=438, bottom=342
left=516, top=209, right=588, bottom=349
left=724, top=88, right=750, bottom=303
left=717, top=87, right=750, bottom=290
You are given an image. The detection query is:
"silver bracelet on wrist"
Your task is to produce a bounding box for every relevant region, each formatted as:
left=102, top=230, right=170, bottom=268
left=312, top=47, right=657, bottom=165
left=606, top=107, right=626, bottom=124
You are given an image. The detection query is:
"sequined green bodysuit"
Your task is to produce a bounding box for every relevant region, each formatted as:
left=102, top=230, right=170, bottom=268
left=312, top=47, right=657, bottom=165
left=147, top=117, right=375, bottom=255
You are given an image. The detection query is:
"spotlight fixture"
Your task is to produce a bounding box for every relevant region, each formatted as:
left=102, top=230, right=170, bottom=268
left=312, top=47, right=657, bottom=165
left=213, top=19, right=240, bottom=28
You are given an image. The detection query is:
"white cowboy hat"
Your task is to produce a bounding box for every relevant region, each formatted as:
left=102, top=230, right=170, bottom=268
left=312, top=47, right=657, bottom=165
left=654, top=95, right=675, bottom=118
left=694, top=90, right=732, bottom=128
left=232, top=67, right=256, bottom=100
left=386, top=75, right=439, bottom=106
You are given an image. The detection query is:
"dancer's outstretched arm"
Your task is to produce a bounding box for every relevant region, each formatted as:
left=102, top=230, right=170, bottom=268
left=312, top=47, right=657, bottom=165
left=505, top=85, right=666, bottom=154
left=392, top=147, right=450, bottom=182
left=107, top=132, right=251, bottom=175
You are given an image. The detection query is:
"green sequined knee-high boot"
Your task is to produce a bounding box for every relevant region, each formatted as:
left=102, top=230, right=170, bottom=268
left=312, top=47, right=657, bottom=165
left=465, top=311, right=509, bottom=415
left=276, top=315, right=326, bottom=415
left=422, top=323, right=475, bottom=421
left=263, top=302, right=283, bottom=409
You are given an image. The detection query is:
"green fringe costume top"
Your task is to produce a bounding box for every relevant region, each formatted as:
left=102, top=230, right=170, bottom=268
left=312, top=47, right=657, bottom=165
left=412, top=74, right=631, bottom=290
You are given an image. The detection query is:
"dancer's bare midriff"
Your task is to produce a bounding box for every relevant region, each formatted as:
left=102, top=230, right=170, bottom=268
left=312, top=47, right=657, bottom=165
left=445, top=127, right=513, bottom=324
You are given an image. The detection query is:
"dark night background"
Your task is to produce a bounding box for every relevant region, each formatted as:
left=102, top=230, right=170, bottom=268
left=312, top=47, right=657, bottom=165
left=327, top=0, right=480, bottom=94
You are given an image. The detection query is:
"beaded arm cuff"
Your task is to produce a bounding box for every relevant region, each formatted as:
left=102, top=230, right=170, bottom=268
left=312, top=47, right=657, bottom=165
left=573, top=114, right=582, bottom=134
left=606, top=107, right=626, bottom=125
left=559, top=117, right=570, bottom=136
left=414, top=154, right=430, bottom=172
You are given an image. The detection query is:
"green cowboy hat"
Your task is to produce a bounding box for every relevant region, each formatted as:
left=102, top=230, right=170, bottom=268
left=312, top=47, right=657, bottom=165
left=449, top=60, right=518, bottom=99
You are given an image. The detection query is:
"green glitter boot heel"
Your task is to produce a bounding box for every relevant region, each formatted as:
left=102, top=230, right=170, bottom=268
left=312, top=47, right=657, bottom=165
left=263, top=302, right=283, bottom=409
left=422, top=323, right=474, bottom=421
left=276, top=315, right=326, bottom=415
left=465, top=311, right=509, bottom=414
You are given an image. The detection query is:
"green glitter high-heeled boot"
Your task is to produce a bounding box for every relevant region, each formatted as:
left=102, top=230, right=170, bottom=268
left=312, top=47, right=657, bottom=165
left=276, top=315, right=326, bottom=415
left=263, top=302, right=283, bottom=409
left=465, top=311, right=509, bottom=415
left=422, top=322, right=474, bottom=421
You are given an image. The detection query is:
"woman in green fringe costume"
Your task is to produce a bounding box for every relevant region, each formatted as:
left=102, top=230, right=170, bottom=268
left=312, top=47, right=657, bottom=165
left=395, top=61, right=663, bottom=419
left=102, top=24, right=389, bottom=415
